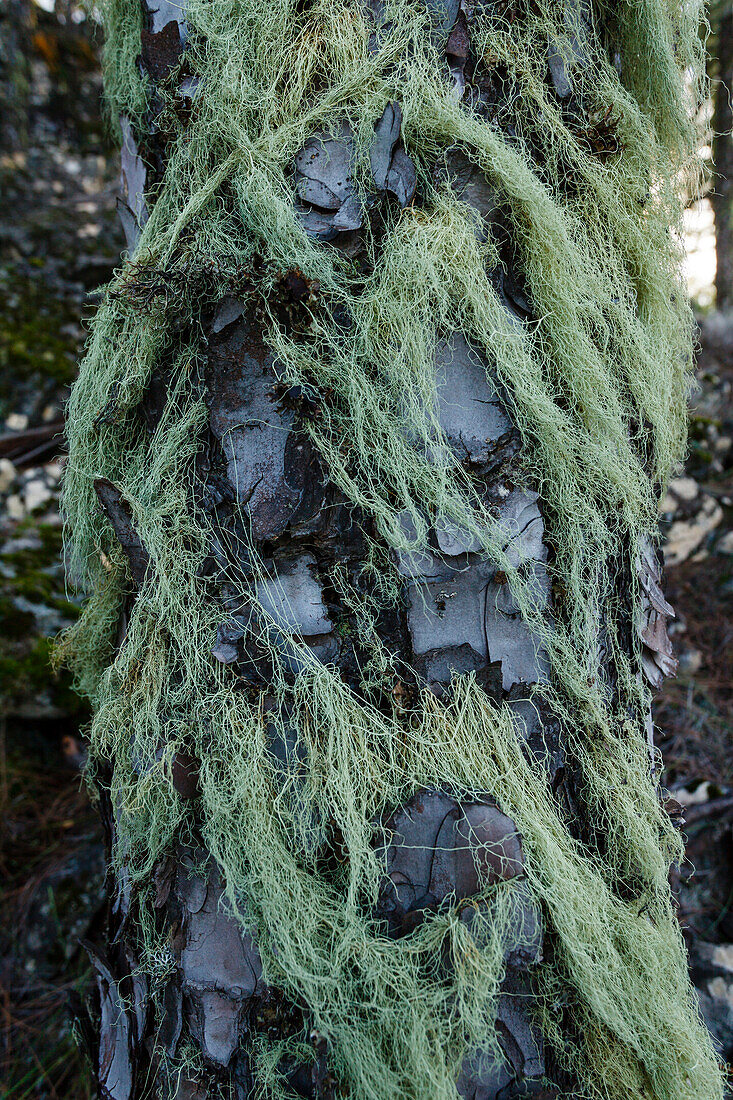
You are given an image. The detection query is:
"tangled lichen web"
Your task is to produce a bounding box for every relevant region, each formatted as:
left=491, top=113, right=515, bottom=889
left=59, top=0, right=723, bottom=1096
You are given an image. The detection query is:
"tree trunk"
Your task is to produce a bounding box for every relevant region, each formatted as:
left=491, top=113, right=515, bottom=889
left=713, top=9, right=733, bottom=310
left=62, top=2, right=723, bottom=1099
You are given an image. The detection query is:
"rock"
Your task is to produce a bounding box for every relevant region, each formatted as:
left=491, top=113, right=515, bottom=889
left=1, top=532, right=42, bottom=553
left=664, top=494, right=723, bottom=566
left=0, top=458, right=16, bottom=494
left=689, top=940, right=733, bottom=1063
left=660, top=476, right=699, bottom=513
left=5, top=493, right=25, bottom=521
left=12, top=595, right=70, bottom=635
left=45, top=461, right=64, bottom=485
left=23, top=477, right=52, bottom=513
left=677, top=646, right=703, bottom=674
left=717, top=530, right=733, bottom=555
left=673, top=781, right=711, bottom=807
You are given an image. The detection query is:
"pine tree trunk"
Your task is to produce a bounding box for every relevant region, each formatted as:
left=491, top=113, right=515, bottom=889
left=64, top=2, right=723, bottom=1099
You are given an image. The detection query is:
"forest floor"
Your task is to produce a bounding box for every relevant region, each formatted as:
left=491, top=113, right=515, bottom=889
left=0, top=7, right=731, bottom=1097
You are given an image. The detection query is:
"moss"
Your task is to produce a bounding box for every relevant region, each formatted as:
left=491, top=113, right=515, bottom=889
left=0, top=596, right=35, bottom=640
left=0, top=269, right=79, bottom=415
left=60, top=0, right=722, bottom=1097
left=0, top=636, right=84, bottom=715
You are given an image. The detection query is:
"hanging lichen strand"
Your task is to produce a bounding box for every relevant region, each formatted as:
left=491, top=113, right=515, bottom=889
left=59, top=0, right=723, bottom=1096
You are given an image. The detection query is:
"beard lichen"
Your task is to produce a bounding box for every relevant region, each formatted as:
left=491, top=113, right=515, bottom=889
left=59, top=0, right=723, bottom=1096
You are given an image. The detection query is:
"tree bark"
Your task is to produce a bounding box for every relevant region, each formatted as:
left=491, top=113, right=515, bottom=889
left=64, top=2, right=720, bottom=1099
